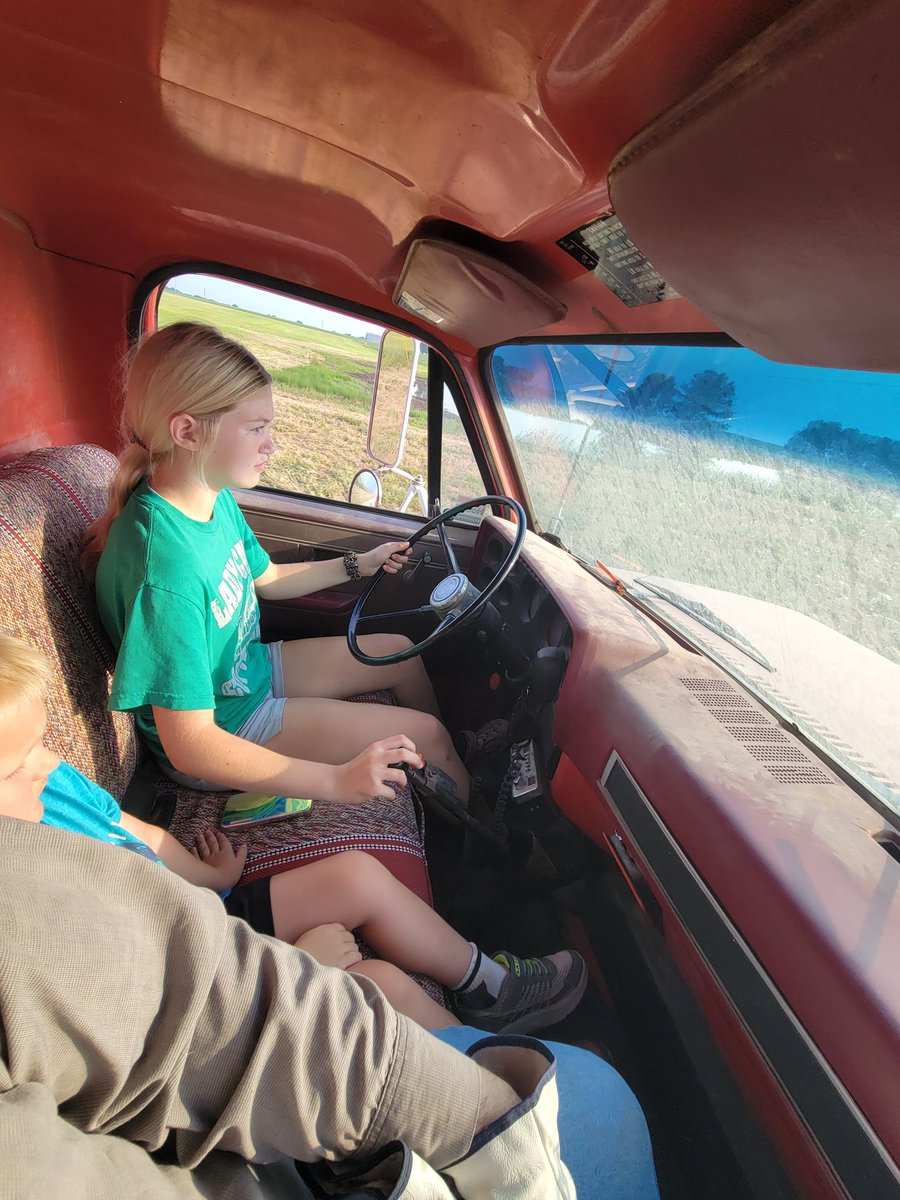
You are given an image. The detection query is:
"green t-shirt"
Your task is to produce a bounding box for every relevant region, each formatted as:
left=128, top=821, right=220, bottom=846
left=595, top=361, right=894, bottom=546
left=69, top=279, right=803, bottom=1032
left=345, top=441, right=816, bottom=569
left=95, top=481, right=272, bottom=767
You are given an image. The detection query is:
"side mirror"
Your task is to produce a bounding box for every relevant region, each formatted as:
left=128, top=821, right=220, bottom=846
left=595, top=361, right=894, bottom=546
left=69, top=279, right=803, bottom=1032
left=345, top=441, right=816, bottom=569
left=348, top=468, right=382, bottom=508
left=367, top=331, right=422, bottom=469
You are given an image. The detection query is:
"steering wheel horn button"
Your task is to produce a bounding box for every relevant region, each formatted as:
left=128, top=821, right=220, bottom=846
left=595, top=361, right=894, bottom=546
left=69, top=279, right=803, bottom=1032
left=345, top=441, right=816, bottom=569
left=431, top=573, right=482, bottom=617
left=432, top=572, right=465, bottom=606
left=346, top=494, right=527, bottom=665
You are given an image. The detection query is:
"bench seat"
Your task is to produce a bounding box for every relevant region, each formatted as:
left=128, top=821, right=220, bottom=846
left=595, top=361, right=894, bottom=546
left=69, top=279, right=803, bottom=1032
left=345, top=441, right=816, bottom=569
left=0, top=444, right=433, bottom=903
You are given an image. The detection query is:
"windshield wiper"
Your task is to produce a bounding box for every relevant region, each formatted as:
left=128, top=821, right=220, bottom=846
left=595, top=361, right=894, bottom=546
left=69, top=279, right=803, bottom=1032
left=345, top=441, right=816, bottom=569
left=633, top=577, right=775, bottom=672
left=555, top=547, right=775, bottom=673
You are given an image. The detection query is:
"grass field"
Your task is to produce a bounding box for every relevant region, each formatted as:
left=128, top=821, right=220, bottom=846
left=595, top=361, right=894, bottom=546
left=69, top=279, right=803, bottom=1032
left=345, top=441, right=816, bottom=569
left=157, top=290, right=899, bottom=664
left=158, top=290, right=472, bottom=511
left=513, top=415, right=899, bottom=664
left=159, top=291, right=381, bottom=369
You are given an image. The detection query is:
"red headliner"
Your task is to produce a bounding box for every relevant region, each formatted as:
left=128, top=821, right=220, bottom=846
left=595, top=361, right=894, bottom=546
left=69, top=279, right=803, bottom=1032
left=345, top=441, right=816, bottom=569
left=0, top=0, right=798, bottom=351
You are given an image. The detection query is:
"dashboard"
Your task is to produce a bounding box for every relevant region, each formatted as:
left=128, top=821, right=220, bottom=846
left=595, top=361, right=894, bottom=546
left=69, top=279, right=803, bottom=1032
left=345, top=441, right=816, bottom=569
left=470, top=514, right=900, bottom=1200
left=475, top=529, right=572, bottom=664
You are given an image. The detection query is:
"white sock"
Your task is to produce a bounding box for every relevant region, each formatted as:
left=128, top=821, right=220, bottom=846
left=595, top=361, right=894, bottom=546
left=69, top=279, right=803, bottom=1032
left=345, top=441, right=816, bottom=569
left=451, top=942, right=508, bottom=999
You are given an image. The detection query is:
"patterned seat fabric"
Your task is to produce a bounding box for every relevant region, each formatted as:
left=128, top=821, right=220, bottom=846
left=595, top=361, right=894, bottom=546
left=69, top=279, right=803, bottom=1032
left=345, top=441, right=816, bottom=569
left=165, top=689, right=430, bottom=893
left=0, top=445, right=139, bottom=796
left=0, top=446, right=432, bottom=905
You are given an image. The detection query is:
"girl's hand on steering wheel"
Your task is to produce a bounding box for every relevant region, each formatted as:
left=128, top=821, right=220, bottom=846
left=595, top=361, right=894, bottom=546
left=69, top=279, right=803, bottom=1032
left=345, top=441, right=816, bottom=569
left=358, top=541, right=411, bottom=577
left=331, top=735, right=424, bottom=803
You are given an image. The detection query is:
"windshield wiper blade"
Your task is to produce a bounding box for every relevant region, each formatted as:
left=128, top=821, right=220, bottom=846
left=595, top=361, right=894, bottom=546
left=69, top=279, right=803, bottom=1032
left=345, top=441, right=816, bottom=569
left=633, top=577, right=775, bottom=672
left=562, top=552, right=775, bottom=673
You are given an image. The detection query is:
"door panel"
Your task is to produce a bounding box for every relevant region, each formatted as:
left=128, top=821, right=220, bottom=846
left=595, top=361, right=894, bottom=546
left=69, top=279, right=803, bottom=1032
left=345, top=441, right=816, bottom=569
left=236, top=487, right=480, bottom=642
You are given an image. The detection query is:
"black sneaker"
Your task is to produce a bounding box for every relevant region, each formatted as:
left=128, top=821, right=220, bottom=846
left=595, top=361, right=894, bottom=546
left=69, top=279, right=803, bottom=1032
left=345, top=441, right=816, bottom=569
left=455, top=949, right=588, bottom=1034
left=455, top=718, right=510, bottom=767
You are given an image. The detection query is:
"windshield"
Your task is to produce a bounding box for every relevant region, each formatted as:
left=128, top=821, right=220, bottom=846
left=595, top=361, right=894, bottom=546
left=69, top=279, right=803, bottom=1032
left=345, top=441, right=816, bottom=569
left=490, top=340, right=900, bottom=815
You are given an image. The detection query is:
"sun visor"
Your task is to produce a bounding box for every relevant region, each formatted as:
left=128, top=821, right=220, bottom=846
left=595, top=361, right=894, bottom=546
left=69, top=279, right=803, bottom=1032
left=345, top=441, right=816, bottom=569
left=609, top=0, right=900, bottom=372
left=393, top=238, right=566, bottom=348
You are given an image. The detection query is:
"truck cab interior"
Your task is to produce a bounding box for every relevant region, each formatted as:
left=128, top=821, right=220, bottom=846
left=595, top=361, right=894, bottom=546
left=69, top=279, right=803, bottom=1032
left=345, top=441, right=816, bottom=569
left=1, top=2, right=899, bottom=1197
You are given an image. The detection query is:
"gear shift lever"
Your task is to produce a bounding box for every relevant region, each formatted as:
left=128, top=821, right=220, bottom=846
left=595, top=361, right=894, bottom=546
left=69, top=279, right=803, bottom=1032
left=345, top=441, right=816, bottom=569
left=391, top=760, right=509, bottom=857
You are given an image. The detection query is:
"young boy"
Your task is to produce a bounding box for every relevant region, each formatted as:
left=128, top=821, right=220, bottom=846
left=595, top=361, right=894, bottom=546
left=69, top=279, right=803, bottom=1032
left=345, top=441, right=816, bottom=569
left=0, top=634, right=587, bottom=1033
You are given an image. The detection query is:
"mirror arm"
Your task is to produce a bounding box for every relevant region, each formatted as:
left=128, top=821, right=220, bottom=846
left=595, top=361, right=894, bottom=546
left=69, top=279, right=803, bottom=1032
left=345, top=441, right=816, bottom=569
left=389, top=465, right=423, bottom=484
left=426, top=349, right=443, bottom=507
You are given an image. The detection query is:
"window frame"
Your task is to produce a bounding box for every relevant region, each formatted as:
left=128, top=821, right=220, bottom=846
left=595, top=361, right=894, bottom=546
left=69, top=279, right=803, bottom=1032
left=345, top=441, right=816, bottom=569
left=131, top=262, right=517, bottom=522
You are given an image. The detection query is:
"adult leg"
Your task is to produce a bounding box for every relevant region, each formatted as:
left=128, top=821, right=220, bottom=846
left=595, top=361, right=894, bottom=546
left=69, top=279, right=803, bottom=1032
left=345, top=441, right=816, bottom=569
left=268, top=850, right=473, bottom=983
left=264, top=694, right=469, bottom=803
left=434, top=1027, right=661, bottom=1200
left=350, top=959, right=460, bottom=1030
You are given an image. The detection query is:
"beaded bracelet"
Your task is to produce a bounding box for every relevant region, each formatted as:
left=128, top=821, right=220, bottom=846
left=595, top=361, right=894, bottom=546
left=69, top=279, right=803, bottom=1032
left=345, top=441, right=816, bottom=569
left=343, top=550, right=361, bottom=580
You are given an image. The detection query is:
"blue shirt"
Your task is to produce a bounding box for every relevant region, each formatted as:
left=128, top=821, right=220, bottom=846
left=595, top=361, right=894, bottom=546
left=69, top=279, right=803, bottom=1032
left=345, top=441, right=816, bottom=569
left=40, top=762, right=164, bottom=866
left=39, top=762, right=231, bottom=898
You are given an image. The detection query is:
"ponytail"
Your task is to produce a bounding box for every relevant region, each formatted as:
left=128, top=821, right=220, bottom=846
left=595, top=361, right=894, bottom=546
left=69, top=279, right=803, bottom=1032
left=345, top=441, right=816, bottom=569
left=81, top=442, right=152, bottom=577
left=81, top=322, right=270, bottom=578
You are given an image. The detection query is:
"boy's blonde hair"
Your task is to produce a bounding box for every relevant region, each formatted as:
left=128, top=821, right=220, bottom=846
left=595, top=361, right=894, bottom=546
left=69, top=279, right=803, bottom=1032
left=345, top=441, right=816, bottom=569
left=0, top=635, right=52, bottom=712
left=81, top=322, right=271, bottom=575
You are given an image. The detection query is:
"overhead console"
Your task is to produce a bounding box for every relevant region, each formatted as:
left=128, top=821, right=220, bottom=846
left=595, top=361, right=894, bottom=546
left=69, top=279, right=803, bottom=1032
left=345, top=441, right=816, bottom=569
left=393, top=237, right=566, bottom=347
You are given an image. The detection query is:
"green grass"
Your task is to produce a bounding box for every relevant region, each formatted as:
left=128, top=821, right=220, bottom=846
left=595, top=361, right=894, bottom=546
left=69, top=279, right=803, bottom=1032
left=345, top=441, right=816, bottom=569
left=158, top=290, right=380, bottom=370
left=272, top=363, right=370, bottom=406
left=512, top=416, right=900, bottom=664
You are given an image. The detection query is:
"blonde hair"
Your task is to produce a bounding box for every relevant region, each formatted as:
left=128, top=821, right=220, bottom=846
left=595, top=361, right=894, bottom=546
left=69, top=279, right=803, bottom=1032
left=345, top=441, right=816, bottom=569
left=0, top=635, right=52, bottom=713
left=81, top=322, right=270, bottom=575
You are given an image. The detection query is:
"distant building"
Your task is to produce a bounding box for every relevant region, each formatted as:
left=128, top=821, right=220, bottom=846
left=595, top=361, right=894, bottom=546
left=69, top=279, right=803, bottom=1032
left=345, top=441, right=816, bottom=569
left=365, top=332, right=381, bottom=345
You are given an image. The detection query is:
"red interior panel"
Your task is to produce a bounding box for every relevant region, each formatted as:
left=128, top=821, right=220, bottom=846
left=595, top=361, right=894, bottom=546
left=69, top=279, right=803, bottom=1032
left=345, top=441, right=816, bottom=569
left=0, top=1, right=800, bottom=360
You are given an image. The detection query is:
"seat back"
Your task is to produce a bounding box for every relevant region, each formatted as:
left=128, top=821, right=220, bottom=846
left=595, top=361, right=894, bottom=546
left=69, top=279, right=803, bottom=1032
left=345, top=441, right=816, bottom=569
left=0, top=444, right=139, bottom=797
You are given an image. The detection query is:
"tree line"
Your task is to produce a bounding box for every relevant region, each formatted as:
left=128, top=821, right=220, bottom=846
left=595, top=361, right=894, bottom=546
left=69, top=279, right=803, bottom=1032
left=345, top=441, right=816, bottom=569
left=622, top=370, right=735, bottom=423
left=786, top=420, right=900, bottom=481
left=620, top=376, right=899, bottom=481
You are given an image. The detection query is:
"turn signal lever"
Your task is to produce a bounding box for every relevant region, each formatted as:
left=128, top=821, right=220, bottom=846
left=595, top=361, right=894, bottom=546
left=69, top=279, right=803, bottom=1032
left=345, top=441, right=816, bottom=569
left=391, top=760, right=509, bottom=857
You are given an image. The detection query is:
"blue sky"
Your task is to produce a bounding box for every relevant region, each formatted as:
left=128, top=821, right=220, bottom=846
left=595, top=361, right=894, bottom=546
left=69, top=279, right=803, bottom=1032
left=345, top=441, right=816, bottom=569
left=614, top=344, right=900, bottom=446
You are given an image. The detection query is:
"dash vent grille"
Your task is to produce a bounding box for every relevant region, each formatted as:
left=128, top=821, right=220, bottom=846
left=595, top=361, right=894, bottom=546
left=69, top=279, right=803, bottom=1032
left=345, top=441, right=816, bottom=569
left=680, top=677, right=834, bottom=785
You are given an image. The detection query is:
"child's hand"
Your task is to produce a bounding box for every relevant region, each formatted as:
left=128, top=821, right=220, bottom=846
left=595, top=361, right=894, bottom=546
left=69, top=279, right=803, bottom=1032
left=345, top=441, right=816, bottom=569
left=294, top=923, right=362, bottom=970
left=191, top=828, right=248, bottom=889
left=358, top=541, right=411, bottom=577
left=331, top=735, right=424, bottom=803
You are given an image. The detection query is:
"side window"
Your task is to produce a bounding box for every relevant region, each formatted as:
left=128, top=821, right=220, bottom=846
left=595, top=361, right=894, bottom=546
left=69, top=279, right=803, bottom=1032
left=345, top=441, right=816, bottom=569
left=440, top=382, right=487, bottom=514
left=157, top=274, right=418, bottom=510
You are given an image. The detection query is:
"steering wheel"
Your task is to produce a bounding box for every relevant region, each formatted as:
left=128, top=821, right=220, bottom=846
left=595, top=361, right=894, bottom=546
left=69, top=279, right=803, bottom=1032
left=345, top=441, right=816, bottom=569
left=347, top=495, right=527, bottom=665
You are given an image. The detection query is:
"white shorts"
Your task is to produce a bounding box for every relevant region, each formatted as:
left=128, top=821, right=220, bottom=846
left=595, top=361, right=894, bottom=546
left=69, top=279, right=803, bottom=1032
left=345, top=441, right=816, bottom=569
left=159, top=641, right=287, bottom=792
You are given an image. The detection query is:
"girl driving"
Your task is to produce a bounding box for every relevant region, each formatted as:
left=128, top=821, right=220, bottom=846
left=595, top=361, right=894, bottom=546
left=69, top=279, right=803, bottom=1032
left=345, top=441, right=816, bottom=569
left=78, top=323, right=587, bottom=1032
left=83, top=321, right=470, bottom=804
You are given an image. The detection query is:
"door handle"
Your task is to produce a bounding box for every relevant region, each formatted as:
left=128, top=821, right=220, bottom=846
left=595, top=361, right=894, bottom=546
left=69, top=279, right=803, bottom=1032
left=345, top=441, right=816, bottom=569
left=608, top=832, right=661, bottom=924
